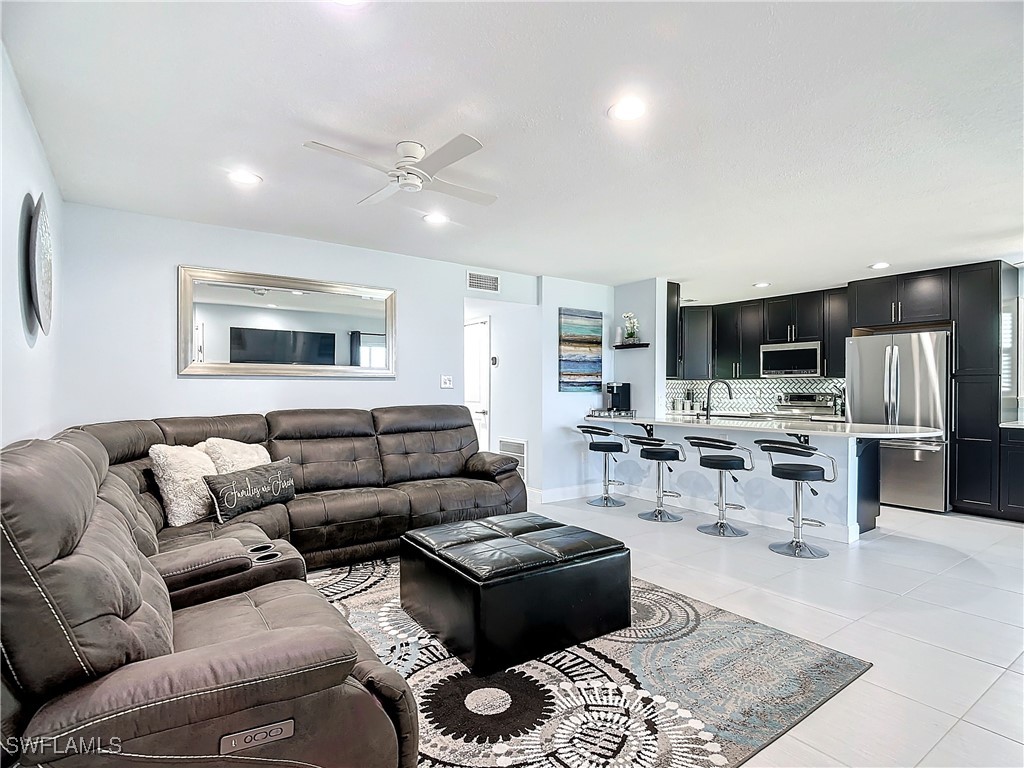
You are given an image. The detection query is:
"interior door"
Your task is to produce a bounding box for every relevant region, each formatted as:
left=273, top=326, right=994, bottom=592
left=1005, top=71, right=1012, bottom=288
left=464, top=318, right=491, bottom=450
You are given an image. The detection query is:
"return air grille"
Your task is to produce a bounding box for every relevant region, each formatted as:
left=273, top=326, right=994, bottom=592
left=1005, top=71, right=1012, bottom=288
left=467, top=271, right=500, bottom=293
left=497, top=437, right=527, bottom=484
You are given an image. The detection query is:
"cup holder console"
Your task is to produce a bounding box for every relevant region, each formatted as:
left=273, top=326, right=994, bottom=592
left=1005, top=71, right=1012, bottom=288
left=253, top=551, right=282, bottom=564
left=247, top=544, right=274, bottom=554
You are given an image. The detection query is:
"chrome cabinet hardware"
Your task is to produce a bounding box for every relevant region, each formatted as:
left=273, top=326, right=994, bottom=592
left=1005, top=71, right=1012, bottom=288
left=898, top=301, right=902, bottom=322
left=891, top=302, right=895, bottom=323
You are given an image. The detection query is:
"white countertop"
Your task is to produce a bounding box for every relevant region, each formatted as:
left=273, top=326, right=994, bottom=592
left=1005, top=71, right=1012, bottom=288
left=586, top=413, right=944, bottom=440
left=1000, top=421, right=1024, bottom=430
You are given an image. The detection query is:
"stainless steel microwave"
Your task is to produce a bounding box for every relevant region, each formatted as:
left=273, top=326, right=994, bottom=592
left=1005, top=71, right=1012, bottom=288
left=760, top=341, right=821, bottom=378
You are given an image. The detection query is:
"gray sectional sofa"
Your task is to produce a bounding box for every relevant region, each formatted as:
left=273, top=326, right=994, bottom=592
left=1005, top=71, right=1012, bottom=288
left=0, top=404, right=525, bottom=767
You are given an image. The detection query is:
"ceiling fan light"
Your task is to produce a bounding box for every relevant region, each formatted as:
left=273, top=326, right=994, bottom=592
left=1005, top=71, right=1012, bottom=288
left=607, top=96, right=646, bottom=121
left=228, top=169, right=262, bottom=185
left=423, top=213, right=449, bottom=225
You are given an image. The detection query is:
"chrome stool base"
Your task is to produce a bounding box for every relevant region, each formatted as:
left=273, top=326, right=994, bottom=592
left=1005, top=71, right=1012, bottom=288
left=588, top=495, right=626, bottom=508
left=697, top=520, right=748, bottom=537
left=769, top=539, right=829, bottom=559
left=638, top=508, right=684, bottom=523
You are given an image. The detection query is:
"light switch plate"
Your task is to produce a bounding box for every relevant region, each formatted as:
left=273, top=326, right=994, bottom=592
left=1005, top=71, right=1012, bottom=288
left=440, top=375, right=454, bottom=389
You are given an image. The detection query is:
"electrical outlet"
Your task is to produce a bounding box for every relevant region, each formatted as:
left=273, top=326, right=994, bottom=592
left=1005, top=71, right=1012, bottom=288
left=440, top=375, right=454, bottom=389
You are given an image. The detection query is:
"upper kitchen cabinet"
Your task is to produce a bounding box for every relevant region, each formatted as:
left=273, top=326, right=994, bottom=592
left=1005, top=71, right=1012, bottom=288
left=897, top=269, right=951, bottom=324
left=666, top=282, right=681, bottom=378
left=680, top=305, right=713, bottom=380
left=849, top=269, right=950, bottom=327
left=823, top=288, right=850, bottom=378
left=951, top=261, right=1014, bottom=376
left=714, top=300, right=763, bottom=379
left=764, top=291, right=823, bottom=343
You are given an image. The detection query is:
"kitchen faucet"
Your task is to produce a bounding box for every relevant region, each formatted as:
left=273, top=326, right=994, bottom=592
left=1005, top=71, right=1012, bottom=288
left=705, top=379, right=733, bottom=421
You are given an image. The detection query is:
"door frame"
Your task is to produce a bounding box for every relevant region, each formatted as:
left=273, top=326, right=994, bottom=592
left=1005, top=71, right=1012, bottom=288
left=464, top=316, right=491, bottom=451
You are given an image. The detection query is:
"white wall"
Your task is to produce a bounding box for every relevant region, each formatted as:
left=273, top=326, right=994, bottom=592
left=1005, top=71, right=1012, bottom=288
left=54, top=204, right=536, bottom=429
left=0, top=47, right=65, bottom=444
left=538, top=276, right=616, bottom=500
left=612, top=278, right=667, bottom=418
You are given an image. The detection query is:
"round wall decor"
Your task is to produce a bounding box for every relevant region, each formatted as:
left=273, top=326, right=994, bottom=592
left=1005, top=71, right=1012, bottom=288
left=28, top=193, right=53, bottom=335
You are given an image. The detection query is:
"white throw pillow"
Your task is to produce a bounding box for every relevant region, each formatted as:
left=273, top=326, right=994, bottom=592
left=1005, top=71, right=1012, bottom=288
left=205, top=437, right=272, bottom=474
left=149, top=444, right=218, bottom=527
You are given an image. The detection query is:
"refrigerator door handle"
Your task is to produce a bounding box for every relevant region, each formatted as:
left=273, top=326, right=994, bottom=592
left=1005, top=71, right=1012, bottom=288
left=892, top=344, right=900, bottom=425
left=883, top=345, right=892, bottom=425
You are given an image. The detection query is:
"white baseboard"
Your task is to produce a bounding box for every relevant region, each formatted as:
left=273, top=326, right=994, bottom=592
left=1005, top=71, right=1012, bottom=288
left=538, top=484, right=602, bottom=504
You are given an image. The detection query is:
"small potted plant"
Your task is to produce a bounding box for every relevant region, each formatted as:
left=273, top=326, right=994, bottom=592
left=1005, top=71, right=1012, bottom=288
left=622, top=312, right=640, bottom=343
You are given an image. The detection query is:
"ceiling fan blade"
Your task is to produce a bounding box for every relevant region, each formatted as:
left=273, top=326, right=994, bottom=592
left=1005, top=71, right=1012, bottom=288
left=413, top=134, right=483, bottom=177
left=303, top=140, right=391, bottom=174
left=357, top=181, right=401, bottom=206
left=427, top=178, right=498, bottom=207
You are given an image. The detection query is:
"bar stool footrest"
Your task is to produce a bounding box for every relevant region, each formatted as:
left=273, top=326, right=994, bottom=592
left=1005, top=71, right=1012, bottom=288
left=726, top=503, right=745, bottom=511
left=786, top=516, right=825, bottom=528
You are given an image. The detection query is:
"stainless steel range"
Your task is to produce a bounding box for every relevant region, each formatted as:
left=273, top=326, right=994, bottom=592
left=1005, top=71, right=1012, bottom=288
left=774, top=392, right=841, bottom=418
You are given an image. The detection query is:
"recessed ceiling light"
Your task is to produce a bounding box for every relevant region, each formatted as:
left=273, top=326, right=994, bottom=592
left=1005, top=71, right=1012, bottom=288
left=869, top=262, right=891, bottom=270
left=423, top=212, right=449, bottom=225
left=681, top=298, right=698, bottom=303
left=267, top=303, right=278, bottom=308
left=291, top=290, right=304, bottom=295
left=607, top=96, right=646, bottom=121
left=752, top=282, right=772, bottom=288
left=228, top=169, right=262, bottom=185
left=333, top=0, right=366, bottom=6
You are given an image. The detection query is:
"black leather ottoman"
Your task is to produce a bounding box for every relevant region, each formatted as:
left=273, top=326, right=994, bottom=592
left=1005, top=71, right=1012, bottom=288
left=400, top=512, right=631, bottom=675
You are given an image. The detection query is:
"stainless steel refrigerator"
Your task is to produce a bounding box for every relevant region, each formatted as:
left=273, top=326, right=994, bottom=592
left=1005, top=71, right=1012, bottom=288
left=846, top=331, right=950, bottom=512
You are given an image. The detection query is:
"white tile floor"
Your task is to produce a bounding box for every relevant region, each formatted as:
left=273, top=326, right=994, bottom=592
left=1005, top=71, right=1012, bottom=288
left=539, top=496, right=1024, bottom=767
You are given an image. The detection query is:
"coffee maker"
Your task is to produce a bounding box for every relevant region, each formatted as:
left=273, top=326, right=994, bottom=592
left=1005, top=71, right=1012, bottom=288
left=606, top=382, right=631, bottom=412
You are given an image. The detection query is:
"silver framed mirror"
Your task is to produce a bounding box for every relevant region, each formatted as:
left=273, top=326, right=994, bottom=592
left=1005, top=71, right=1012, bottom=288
left=178, top=265, right=396, bottom=378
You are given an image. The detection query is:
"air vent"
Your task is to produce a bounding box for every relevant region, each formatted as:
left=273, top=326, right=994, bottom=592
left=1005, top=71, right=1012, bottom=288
left=497, top=437, right=527, bottom=484
left=467, top=271, right=500, bottom=293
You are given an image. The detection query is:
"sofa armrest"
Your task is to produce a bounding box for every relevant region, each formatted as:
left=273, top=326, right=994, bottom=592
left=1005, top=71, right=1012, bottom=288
left=149, top=538, right=252, bottom=593
left=464, top=451, right=519, bottom=479
left=20, top=628, right=356, bottom=762
left=351, top=659, right=419, bottom=768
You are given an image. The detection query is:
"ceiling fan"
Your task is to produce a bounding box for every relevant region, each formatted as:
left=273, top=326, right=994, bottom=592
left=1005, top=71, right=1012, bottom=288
left=303, top=134, right=497, bottom=207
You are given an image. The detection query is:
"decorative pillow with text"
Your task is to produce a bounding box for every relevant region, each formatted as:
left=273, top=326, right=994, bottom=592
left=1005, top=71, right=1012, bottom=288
left=204, top=458, right=295, bottom=523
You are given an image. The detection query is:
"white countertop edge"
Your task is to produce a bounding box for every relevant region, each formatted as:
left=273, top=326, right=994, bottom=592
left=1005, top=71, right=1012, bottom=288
left=1000, top=421, right=1024, bottom=429
left=585, top=414, right=944, bottom=440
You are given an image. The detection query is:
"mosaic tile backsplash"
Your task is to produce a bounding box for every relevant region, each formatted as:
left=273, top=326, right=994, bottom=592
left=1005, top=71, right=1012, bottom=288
left=666, top=377, right=846, bottom=413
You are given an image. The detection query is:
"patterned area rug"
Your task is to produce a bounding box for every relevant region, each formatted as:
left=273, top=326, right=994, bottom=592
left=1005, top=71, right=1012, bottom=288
left=309, top=559, right=869, bottom=767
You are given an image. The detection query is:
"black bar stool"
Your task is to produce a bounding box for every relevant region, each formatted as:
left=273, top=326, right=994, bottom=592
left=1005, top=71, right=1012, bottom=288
left=755, top=439, right=838, bottom=559
left=626, top=435, right=686, bottom=523
left=683, top=436, right=754, bottom=538
left=577, top=425, right=629, bottom=507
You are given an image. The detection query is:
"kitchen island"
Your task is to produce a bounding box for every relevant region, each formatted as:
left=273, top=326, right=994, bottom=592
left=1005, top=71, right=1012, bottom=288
left=586, top=413, right=943, bottom=543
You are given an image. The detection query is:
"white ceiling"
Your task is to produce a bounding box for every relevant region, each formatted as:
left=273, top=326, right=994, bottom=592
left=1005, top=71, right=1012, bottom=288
left=3, top=2, right=1021, bottom=302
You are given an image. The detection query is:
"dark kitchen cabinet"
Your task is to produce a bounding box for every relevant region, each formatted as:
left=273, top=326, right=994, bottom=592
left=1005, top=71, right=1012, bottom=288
left=667, top=282, right=681, bottom=378
left=823, top=288, right=849, bottom=379
left=951, top=375, right=1000, bottom=514
left=680, top=305, right=713, bottom=380
left=849, top=275, right=897, bottom=326
left=951, top=261, right=1006, bottom=376
left=897, top=269, right=950, bottom=324
left=849, top=268, right=950, bottom=327
left=713, top=303, right=741, bottom=379
left=714, top=301, right=763, bottom=379
left=764, top=291, right=823, bottom=343
left=999, top=429, right=1024, bottom=522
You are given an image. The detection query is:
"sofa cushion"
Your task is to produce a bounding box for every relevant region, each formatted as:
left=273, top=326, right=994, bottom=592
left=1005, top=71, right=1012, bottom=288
left=267, top=409, right=384, bottom=491
left=372, top=405, right=479, bottom=484
left=155, top=414, right=268, bottom=447
left=156, top=519, right=271, bottom=552
left=391, top=477, right=510, bottom=529
left=172, top=579, right=352, bottom=651
left=204, top=459, right=296, bottom=522
left=286, top=487, right=410, bottom=552
left=149, top=444, right=218, bottom=526
left=0, top=436, right=173, bottom=701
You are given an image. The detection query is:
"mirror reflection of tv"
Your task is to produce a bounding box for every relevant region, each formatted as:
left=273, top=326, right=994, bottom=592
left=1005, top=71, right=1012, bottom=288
left=230, top=327, right=336, bottom=365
